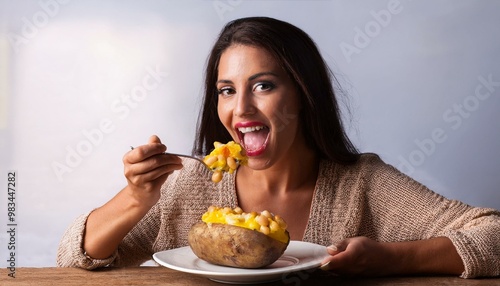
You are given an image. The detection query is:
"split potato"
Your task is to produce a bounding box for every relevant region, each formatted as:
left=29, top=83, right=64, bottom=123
left=187, top=206, right=290, bottom=268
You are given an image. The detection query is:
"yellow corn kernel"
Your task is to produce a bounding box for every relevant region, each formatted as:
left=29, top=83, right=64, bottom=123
left=256, top=215, right=269, bottom=226
left=260, top=225, right=270, bottom=235
left=269, top=221, right=280, bottom=232
left=201, top=206, right=289, bottom=244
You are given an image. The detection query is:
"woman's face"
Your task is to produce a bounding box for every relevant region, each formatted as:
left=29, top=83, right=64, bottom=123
left=216, top=44, right=303, bottom=169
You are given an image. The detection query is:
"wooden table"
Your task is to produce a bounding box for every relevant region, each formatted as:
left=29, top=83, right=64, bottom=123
left=1, top=267, right=499, bottom=285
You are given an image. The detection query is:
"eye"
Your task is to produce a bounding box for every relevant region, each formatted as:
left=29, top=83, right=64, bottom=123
left=253, top=82, right=275, bottom=93
left=217, top=86, right=235, bottom=97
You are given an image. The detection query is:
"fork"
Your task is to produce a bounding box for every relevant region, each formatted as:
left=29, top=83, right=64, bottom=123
left=130, top=146, right=211, bottom=170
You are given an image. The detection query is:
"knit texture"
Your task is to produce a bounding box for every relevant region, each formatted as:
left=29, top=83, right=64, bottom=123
left=56, top=154, right=500, bottom=278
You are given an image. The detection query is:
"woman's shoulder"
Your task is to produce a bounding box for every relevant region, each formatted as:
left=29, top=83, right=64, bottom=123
left=321, top=152, right=388, bottom=175
left=354, top=152, right=383, bottom=165
left=319, top=152, right=409, bottom=191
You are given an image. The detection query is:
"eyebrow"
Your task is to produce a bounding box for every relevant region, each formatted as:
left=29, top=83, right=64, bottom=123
left=249, top=72, right=278, bottom=81
left=216, top=71, right=279, bottom=85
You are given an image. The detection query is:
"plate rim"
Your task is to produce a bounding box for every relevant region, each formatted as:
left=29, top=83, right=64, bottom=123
left=152, top=240, right=327, bottom=279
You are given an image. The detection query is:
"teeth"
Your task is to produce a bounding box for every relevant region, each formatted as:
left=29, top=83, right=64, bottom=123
left=238, top=126, right=265, bottom=134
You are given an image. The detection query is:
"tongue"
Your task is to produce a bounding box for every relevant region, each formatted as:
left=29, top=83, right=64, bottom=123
left=243, top=129, right=268, bottom=151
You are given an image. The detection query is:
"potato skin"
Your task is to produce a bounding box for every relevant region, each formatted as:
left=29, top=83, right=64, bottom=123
left=188, top=222, right=290, bottom=268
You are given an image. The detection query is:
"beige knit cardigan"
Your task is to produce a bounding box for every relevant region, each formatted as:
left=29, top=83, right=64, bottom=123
left=57, top=154, right=500, bottom=278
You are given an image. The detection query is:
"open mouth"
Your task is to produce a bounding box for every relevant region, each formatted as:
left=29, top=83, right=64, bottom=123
left=236, top=124, right=270, bottom=156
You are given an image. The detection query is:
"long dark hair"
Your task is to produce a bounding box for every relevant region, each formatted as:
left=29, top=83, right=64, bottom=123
left=193, top=17, right=359, bottom=164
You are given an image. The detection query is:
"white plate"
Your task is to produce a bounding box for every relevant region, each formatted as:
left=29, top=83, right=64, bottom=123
left=152, top=241, right=328, bottom=284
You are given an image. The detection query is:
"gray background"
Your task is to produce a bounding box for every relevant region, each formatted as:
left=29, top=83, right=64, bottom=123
left=0, top=0, right=499, bottom=267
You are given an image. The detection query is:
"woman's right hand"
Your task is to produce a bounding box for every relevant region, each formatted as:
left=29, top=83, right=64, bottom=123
left=123, top=135, right=183, bottom=208
left=83, top=135, right=183, bottom=260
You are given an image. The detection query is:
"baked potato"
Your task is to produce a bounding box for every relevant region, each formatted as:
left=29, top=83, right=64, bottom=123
left=188, top=206, right=290, bottom=268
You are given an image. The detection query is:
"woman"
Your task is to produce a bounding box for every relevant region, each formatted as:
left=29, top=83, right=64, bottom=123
left=57, top=17, right=500, bottom=278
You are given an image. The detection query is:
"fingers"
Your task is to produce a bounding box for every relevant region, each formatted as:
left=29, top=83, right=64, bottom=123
left=326, top=241, right=347, bottom=255
left=124, top=135, right=183, bottom=185
left=148, top=134, right=162, bottom=144
left=320, top=236, right=386, bottom=276
left=320, top=239, right=351, bottom=271
left=125, top=151, right=183, bottom=181
left=126, top=156, right=182, bottom=184
left=320, top=250, right=350, bottom=271
left=126, top=139, right=166, bottom=164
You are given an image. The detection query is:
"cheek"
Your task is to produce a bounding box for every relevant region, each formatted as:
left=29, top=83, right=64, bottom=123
left=270, top=98, right=300, bottom=131
left=217, top=100, right=232, bottom=129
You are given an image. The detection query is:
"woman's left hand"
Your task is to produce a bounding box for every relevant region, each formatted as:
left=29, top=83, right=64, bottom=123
left=320, top=236, right=464, bottom=277
left=319, top=236, right=397, bottom=276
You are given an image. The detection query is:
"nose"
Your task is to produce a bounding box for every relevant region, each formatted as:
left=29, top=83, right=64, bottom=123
left=233, top=89, right=256, bottom=117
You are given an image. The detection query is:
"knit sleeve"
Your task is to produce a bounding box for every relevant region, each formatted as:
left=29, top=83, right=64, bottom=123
left=56, top=198, right=163, bottom=269
left=111, top=201, right=162, bottom=267
left=439, top=209, right=500, bottom=278
left=55, top=159, right=217, bottom=270
left=360, top=156, right=500, bottom=278
left=56, top=211, right=117, bottom=269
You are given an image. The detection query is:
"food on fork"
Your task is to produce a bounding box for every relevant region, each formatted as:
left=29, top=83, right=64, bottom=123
left=203, top=141, right=248, bottom=183
left=188, top=206, right=290, bottom=268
